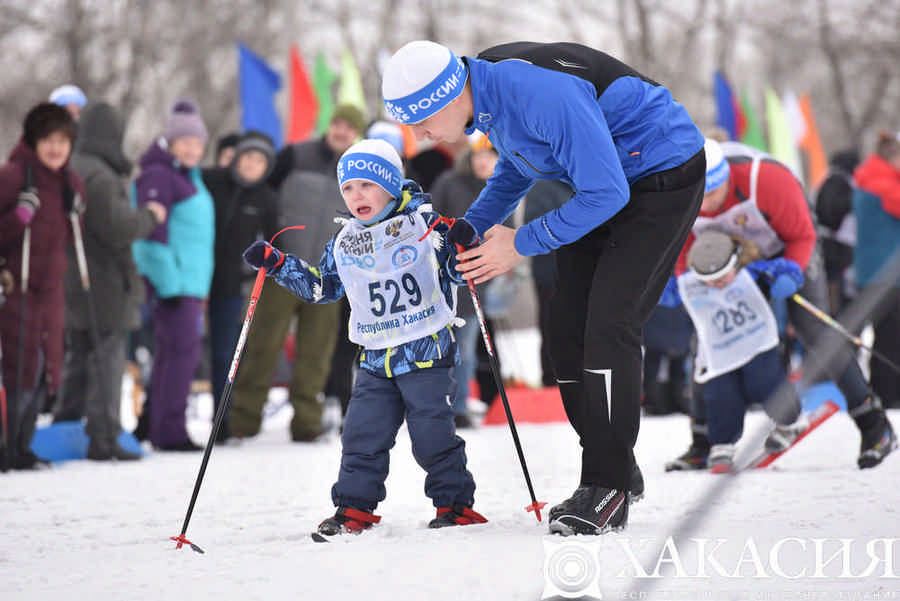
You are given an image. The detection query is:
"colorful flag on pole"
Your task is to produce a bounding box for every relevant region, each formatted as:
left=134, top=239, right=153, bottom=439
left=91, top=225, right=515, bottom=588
left=799, top=93, right=829, bottom=188
left=237, top=43, right=282, bottom=148
left=286, top=44, right=317, bottom=144
left=714, top=71, right=745, bottom=141
left=739, top=88, right=767, bottom=152
left=337, top=48, right=367, bottom=113
left=765, top=87, right=803, bottom=181
left=313, top=52, right=337, bottom=135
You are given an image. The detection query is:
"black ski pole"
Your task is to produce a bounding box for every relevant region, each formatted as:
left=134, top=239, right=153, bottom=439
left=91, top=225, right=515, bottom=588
left=0, top=286, right=7, bottom=472
left=445, top=227, right=544, bottom=522
left=171, top=226, right=304, bottom=553
left=11, top=198, right=34, bottom=472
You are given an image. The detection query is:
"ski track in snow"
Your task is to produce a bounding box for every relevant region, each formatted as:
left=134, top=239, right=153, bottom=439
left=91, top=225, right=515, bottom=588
left=2, top=405, right=898, bottom=601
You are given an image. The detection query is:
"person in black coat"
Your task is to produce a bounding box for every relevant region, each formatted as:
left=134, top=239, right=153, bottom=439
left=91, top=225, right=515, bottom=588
left=814, top=149, right=860, bottom=315
left=202, top=130, right=278, bottom=439
left=58, top=101, right=166, bottom=460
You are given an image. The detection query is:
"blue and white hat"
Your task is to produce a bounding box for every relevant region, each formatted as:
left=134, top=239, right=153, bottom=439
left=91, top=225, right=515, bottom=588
left=366, top=120, right=405, bottom=156
left=49, top=84, right=87, bottom=108
left=337, top=139, right=404, bottom=199
left=382, top=41, right=467, bottom=125
left=704, top=138, right=730, bottom=194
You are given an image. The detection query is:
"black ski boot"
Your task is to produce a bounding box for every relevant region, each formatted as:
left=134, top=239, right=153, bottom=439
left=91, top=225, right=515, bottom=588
left=858, top=416, right=898, bottom=469
left=313, top=507, right=381, bottom=541
left=428, top=504, right=488, bottom=528
left=852, top=397, right=898, bottom=469
left=629, top=462, right=644, bottom=503
left=665, top=424, right=710, bottom=471
left=548, top=486, right=628, bottom=535
left=550, top=461, right=644, bottom=521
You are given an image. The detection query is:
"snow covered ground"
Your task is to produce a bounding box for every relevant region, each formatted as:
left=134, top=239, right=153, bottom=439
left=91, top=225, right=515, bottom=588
left=2, top=389, right=899, bottom=601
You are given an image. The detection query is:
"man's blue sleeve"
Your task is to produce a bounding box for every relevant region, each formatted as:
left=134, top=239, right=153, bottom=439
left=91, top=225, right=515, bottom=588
left=514, top=79, right=630, bottom=256
left=463, top=155, right=535, bottom=239
left=272, top=238, right=345, bottom=304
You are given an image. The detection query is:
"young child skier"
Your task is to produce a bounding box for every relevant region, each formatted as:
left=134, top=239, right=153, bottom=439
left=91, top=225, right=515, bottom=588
left=662, top=230, right=809, bottom=473
left=242, top=138, right=486, bottom=539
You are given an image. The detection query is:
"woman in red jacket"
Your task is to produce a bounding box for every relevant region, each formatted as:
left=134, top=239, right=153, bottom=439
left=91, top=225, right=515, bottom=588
left=0, top=103, right=83, bottom=470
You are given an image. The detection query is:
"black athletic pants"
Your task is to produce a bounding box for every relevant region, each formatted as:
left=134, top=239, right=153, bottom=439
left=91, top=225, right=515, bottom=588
left=550, top=150, right=705, bottom=491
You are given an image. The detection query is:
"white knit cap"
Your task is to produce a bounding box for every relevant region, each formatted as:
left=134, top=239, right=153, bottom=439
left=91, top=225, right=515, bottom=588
left=704, top=138, right=730, bottom=194
left=337, top=138, right=404, bottom=199
left=382, top=41, right=467, bottom=125
left=366, top=120, right=405, bottom=156
left=688, top=230, right=739, bottom=281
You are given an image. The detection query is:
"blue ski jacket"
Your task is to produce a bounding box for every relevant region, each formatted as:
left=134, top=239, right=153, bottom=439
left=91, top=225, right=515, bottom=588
left=461, top=42, right=704, bottom=257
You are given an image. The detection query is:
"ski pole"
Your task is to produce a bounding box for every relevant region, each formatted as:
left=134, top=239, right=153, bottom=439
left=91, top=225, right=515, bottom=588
left=171, top=226, right=305, bottom=554
left=0, top=316, right=7, bottom=473
left=69, top=212, right=109, bottom=415
left=789, top=292, right=900, bottom=376
left=422, top=216, right=545, bottom=521
left=0, top=274, right=7, bottom=471
left=459, top=247, right=545, bottom=521
left=11, top=225, right=31, bottom=471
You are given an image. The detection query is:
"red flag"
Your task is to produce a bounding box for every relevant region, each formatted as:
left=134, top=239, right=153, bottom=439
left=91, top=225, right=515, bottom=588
left=286, top=44, right=317, bottom=144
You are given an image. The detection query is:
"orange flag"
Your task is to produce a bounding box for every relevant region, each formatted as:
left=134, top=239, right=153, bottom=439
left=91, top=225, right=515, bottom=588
left=798, top=93, right=828, bottom=188
left=286, top=44, right=318, bottom=144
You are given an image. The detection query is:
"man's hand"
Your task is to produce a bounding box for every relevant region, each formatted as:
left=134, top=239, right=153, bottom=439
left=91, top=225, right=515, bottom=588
left=454, top=224, right=523, bottom=284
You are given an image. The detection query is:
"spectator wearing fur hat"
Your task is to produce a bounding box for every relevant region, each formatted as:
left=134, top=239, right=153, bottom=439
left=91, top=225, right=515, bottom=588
left=49, top=85, right=88, bottom=121
left=55, top=101, right=167, bottom=461
left=132, top=99, right=214, bottom=452
left=0, top=102, right=84, bottom=469
left=268, top=103, right=366, bottom=188
left=201, top=130, right=278, bottom=440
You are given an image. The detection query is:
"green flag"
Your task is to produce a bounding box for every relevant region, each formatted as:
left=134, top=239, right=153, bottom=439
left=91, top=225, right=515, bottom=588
left=739, top=88, right=767, bottom=152
left=764, top=87, right=803, bottom=179
left=313, top=52, right=336, bottom=134
left=337, top=48, right=367, bottom=114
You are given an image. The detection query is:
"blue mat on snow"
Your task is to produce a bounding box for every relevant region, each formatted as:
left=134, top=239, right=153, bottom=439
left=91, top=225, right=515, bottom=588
left=30, top=421, right=144, bottom=462
left=800, top=381, right=847, bottom=413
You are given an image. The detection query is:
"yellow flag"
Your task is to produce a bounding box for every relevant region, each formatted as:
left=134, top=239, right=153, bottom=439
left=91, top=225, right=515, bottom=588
left=765, top=88, right=803, bottom=182
left=337, top=48, right=367, bottom=113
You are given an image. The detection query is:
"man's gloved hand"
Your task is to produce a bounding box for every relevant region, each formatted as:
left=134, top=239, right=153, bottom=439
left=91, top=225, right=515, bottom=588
left=64, top=190, right=86, bottom=216
left=447, top=218, right=478, bottom=248
left=15, top=187, right=40, bottom=224
left=242, top=240, right=283, bottom=271
left=770, top=273, right=800, bottom=300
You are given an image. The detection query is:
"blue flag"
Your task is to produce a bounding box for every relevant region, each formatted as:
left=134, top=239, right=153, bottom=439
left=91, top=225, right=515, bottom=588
left=713, top=71, right=738, bottom=141
left=238, top=43, right=282, bottom=148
